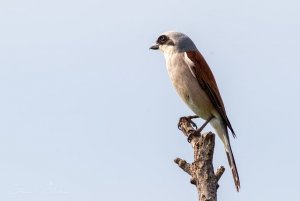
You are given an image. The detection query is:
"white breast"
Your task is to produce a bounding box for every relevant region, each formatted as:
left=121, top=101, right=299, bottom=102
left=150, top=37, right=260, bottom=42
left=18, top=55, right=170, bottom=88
left=164, top=52, right=213, bottom=119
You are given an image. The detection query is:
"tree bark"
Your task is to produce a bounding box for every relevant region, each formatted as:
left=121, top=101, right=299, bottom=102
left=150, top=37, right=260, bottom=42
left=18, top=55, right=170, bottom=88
left=175, top=117, right=225, bottom=201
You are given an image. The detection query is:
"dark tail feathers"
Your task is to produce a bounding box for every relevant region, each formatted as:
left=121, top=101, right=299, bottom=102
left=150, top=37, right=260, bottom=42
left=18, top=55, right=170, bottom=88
left=225, top=148, right=240, bottom=191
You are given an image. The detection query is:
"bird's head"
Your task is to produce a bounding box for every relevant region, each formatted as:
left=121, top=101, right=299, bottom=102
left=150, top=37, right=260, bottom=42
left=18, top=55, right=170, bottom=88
left=150, top=31, right=197, bottom=55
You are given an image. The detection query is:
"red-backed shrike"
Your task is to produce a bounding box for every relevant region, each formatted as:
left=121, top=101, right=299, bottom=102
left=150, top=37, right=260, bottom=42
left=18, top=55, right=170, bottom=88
left=150, top=31, right=240, bottom=191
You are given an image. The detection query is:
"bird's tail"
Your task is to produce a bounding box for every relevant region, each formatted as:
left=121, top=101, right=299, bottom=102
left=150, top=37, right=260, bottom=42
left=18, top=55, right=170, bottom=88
left=224, top=140, right=240, bottom=192
left=213, top=120, right=240, bottom=191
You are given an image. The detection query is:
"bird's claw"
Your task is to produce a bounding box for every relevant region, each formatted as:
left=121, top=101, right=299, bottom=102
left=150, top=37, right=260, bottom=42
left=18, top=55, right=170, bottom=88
left=187, top=130, right=200, bottom=143
left=178, top=116, right=198, bottom=130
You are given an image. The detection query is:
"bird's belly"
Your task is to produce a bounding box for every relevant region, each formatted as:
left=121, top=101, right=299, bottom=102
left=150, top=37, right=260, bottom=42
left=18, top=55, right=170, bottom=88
left=167, top=60, right=213, bottom=119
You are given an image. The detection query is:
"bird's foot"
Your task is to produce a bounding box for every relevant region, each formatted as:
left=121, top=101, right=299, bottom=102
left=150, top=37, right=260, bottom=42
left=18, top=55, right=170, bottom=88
left=187, top=130, right=200, bottom=143
left=185, top=115, right=214, bottom=143
left=178, top=115, right=199, bottom=130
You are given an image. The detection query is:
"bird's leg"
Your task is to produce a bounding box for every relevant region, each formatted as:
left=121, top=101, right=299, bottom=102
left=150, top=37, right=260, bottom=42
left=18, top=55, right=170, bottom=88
left=187, top=115, right=214, bottom=143
left=178, top=115, right=199, bottom=130
left=196, top=115, right=214, bottom=133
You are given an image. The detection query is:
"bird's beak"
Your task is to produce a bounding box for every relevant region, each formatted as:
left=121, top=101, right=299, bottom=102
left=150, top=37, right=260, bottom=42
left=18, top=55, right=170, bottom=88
left=149, top=43, right=159, bottom=50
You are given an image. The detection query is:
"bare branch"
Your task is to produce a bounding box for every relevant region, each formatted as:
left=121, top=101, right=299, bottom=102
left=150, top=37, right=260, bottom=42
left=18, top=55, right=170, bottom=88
left=174, top=158, right=192, bottom=175
left=175, top=117, right=226, bottom=201
left=215, top=166, right=225, bottom=182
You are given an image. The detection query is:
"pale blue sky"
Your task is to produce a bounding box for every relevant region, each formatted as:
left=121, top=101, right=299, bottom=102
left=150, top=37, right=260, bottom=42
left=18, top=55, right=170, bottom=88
left=0, top=0, right=300, bottom=201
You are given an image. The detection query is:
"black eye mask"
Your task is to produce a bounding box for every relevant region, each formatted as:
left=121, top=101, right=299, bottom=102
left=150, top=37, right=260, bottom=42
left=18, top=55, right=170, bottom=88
left=157, top=35, right=168, bottom=44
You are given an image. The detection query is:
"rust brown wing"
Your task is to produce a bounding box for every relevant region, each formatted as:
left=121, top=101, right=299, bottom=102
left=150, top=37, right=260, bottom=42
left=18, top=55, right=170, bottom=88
left=186, top=50, right=236, bottom=138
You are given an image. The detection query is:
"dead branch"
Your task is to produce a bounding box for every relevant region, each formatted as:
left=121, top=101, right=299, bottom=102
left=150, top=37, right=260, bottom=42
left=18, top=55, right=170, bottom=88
left=175, top=117, right=225, bottom=201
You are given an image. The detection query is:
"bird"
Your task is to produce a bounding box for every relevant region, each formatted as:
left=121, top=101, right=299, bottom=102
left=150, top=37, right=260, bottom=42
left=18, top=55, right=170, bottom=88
left=150, top=31, right=240, bottom=191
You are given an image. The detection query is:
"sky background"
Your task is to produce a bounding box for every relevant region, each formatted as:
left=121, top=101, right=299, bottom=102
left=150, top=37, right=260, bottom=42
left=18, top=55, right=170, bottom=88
left=0, top=0, right=300, bottom=201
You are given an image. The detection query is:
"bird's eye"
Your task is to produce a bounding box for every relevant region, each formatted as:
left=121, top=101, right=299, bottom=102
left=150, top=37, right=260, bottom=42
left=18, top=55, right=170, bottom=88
left=157, top=35, right=168, bottom=44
